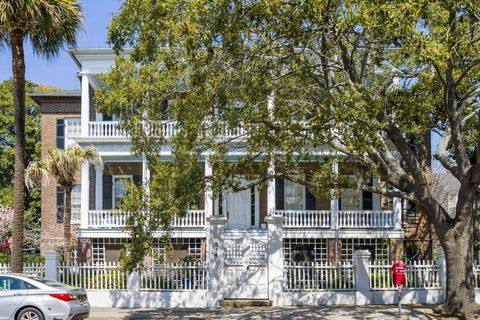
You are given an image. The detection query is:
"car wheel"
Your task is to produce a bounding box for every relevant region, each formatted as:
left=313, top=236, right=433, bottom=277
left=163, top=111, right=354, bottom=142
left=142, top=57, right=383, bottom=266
left=16, top=307, right=45, bottom=320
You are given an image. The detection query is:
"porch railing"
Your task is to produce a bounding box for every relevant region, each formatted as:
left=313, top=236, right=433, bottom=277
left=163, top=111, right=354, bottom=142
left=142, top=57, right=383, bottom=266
left=279, top=210, right=331, bottom=228
left=88, top=121, right=128, bottom=138
left=86, top=209, right=206, bottom=229
left=337, top=210, right=394, bottom=229
left=65, top=120, right=246, bottom=140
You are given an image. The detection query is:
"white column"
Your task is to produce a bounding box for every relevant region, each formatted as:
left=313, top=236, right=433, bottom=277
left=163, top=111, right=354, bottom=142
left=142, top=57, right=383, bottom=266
left=142, top=157, right=151, bottom=192
left=80, top=73, right=90, bottom=137
left=330, top=160, right=339, bottom=229
left=95, top=166, right=103, bottom=210
left=372, top=174, right=381, bottom=211
left=353, top=249, right=372, bottom=305
left=267, top=161, right=275, bottom=216
left=80, top=161, right=90, bottom=229
left=206, top=215, right=227, bottom=307
left=393, top=197, right=402, bottom=229
left=204, top=158, right=213, bottom=218
left=266, top=214, right=284, bottom=306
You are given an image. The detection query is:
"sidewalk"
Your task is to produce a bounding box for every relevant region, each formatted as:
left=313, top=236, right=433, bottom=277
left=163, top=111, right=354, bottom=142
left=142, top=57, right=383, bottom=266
left=88, top=305, right=442, bottom=319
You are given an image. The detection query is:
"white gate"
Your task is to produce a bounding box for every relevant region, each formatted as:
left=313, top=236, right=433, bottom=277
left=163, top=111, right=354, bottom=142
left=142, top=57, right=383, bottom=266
left=224, top=234, right=268, bottom=299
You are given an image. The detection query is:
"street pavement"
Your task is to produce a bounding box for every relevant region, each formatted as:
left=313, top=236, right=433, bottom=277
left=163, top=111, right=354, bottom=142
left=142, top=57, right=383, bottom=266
left=88, top=305, right=444, bottom=319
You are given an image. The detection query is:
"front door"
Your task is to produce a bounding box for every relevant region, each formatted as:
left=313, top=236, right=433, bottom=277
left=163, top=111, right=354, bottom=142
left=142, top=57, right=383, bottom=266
left=224, top=234, right=268, bottom=299
left=223, top=179, right=259, bottom=230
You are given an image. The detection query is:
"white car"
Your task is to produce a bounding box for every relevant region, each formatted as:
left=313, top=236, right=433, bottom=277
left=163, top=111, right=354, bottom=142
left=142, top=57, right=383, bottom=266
left=0, top=274, right=90, bottom=320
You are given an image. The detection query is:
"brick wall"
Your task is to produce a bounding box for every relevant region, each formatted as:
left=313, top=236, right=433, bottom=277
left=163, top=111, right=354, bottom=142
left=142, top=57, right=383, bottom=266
left=37, top=91, right=81, bottom=254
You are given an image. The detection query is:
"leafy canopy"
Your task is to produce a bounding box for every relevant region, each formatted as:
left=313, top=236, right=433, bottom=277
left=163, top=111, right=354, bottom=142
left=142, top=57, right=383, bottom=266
left=98, top=1, right=480, bottom=270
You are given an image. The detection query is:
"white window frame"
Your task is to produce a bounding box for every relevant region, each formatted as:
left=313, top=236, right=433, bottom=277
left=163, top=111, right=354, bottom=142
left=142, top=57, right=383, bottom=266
left=71, top=185, right=81, bottom=224
left=284, top=177, right=306, bottom=211
left=112, top=175, right=133, bottom=209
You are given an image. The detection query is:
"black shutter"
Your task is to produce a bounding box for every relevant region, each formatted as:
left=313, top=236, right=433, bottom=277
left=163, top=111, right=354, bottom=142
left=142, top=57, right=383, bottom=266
left=338, top=197, right=342, bottom=210
left=305, top=187, right=316, bottom=210
left=56, top=186, right=65, bottom=223
left=218, top=192, right=223, bottom=215
left=133, top=175, right=142, bottom=186
left=161, top=99, right=169, bottom=120
left=275, top=178, right=284, bottom=210
left=103, top=175, right=113, bottom=210
left=56, top=119, right=65, bottom=149
left=362, top=175, right=373, bottom=210
left=362, top=191, right=373, bottom=210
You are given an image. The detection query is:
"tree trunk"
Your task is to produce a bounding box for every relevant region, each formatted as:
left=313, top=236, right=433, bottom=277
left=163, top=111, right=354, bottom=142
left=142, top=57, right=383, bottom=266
left=10, top=29, right=26, bottom=273
left=435, top=188, right=478, bottom=319
left=64, top=187, right=73, bottom=263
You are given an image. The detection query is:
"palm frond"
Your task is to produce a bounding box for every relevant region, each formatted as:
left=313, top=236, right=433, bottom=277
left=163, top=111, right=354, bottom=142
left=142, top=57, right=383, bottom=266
left=0, top=0, right=83, bottom=59
left=25, top=160, right=49, bottom=190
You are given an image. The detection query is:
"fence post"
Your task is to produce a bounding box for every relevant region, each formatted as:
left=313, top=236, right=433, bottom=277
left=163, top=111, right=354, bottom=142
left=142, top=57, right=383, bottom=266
left=437, top=248, right=446, bottom=302
left=206, top=215, right=227, bottom=308
left=353, top=250, right=371, bottom=305
left=266, top=214, right=285, bottom=306
left=125, top=271, right=140, bottom=308
left=45, top=252, right=60, bottom=281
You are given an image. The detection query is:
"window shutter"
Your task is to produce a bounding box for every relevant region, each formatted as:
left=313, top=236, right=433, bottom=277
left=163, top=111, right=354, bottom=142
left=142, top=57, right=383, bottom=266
left=103, top=175, right=113, bottom=210
left=56, top=186, right=65, bottom=223
left=362, top=191, right=373, bottom=210
left=56, top=119, right=65, bottom=149
left=275, top=178, right=284, bottom=210
left=362, top=176, right=373, bottom=210
left=305, top=187, right=316, bottom=210
left=133, top=175, right=142, bottom=186
left=218, top=192, right=223, bottom=215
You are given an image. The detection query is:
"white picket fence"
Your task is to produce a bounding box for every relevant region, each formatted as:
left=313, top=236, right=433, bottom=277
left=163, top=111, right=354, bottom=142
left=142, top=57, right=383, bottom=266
left=284, top=261, right=355, bottom=291
left=0, top=263, right=45, bottom=276
left=57, top=262, right=129, bottom=290
left=141, top=262, right=207, bottom=290
left=369, top=260, right=441, bottom=289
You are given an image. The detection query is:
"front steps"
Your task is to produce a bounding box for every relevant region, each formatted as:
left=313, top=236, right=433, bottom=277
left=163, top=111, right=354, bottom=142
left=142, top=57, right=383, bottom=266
left=220, top=299, right=273, bottom=308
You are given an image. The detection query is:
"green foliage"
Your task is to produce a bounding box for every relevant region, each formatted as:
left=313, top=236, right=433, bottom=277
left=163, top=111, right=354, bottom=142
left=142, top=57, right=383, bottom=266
left=0, top=252, right=45, bottom=264
left=0, top=80, right=41, bottom=250
left=98, top=0, right=480, bottom=284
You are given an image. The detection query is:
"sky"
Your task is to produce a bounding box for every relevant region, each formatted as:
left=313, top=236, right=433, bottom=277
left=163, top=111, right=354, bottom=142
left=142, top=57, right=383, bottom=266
left=0, top=0, right=121, bottom=90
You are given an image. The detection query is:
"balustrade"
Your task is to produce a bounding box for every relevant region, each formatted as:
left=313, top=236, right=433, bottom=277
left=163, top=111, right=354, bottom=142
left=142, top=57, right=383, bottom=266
left=87, top=209, right=206, bottom=229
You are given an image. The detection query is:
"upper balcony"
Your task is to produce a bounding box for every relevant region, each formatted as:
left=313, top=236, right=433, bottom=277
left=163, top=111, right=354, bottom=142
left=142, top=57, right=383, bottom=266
left=65, top=119, right=245, bottom=142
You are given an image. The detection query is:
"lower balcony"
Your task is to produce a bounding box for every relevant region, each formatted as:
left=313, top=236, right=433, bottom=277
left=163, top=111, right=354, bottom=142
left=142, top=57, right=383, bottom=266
left=86, top=209, right=206, bottom=229
left=278, top=210, right=396, bottom=229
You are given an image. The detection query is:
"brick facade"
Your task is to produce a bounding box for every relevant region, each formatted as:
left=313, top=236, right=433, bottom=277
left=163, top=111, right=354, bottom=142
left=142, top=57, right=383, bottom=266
left=33, top=93, right=81, bottom=254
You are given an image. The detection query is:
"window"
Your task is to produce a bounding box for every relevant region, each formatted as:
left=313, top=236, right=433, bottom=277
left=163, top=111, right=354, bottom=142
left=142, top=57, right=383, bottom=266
left=152, top=238, right=204, bottom=264
left=340, top=189, right=361, bottom=211
left=56, top=119, right=65, bottom=149
left=341, top=238, right=389, bottom=262
left=0, top=276, right=25, bottom=290
left=284, top=179, right=304, bottom=210
left=92, top=238, right=106, bottom=265
left=284, top=238, right=329, bottom=263
left=71, top=185, right=81, bottom=224
left=56, top=187, right=65, bottom=223
left=113, top=176, right=132, bottom=209
left=56, top=186, right=81, bottom=224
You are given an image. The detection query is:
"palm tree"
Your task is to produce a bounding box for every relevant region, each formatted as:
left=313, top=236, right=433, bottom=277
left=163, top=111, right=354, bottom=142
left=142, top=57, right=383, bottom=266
left=26, top=145, right=102, bottom=263
left=0, top=0, right=82, bottom=271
